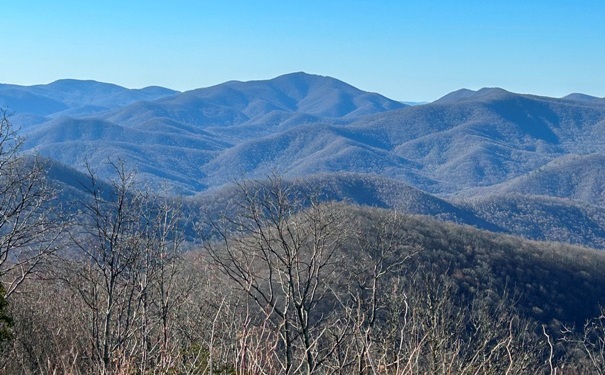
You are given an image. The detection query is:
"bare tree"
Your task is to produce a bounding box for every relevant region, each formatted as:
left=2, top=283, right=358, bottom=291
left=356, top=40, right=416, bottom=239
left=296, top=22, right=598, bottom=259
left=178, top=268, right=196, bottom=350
left=204, top=176, right=350, bottom=374
left=0, top=110, right=62, bottom=298
left=136, top=194, right=190, bottom=372
left=366, top=272, right=545, bottom=375
left=63, top=160, right=187, bottom=373
left=560, top=306, right=605, bottom=374
left=337, top=210, right=419, bottom=373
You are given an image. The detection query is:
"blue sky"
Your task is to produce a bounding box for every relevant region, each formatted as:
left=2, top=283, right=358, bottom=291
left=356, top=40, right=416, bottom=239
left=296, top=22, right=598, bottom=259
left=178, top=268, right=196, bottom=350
left=1, top=1, right=603, bottom=101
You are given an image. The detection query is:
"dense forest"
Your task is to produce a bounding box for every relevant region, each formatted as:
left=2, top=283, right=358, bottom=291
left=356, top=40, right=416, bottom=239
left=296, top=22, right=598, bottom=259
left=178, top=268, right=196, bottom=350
left=3, top=114, right=605, bottom=374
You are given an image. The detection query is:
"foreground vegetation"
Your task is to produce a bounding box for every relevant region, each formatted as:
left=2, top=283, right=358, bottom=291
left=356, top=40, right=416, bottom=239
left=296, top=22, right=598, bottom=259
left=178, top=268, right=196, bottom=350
left=2, top=113, right=605, bottom=373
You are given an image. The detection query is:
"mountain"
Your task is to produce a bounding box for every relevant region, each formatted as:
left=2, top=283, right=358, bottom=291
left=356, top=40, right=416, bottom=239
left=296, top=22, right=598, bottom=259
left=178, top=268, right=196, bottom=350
left=188, top=72, right=406, bottom=119
left=1, top=80, right=179, bottom=129
left=103, top=72, right=406, bottom=140
left=29, top=79, right=179, bottom=110
left=563, top=93, right=605, bottom=104
left=20, top=73, right=408, bottom=194
left=432, top=87, right=514, bottom=104
left=7, top=73, right=605, bottom=249
left=198, top=123, right=433, bottom=189
left=26, top=76, right=605, bottom=196
left=346, top=205, right=605, bottom=327
left=456, top=194, right=605, bottom=249
left=184, top=171, right=605, bottom=249
left=25, top=117, right=223, bottom=194
left=40, top=158, right=605, bottom=326
left=473, top=153, right=605, bottom=204
left=189, top=172, right=499, bottom=231
left=0, top=85, right=68, bottom=117
left=348, top=88, right=605, bottom=192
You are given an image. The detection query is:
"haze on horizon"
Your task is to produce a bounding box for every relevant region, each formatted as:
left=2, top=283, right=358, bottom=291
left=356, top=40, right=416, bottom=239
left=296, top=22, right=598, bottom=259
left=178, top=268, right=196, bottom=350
left=1, top=1, right=604, bottom=102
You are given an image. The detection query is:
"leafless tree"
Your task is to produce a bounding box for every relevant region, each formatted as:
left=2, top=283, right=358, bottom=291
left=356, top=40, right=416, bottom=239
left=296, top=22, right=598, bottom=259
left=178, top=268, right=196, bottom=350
left=0, top=110, right=63, bottom=298
left=135, top=194, right=190, bottom=372
left=204, top=176, right=350, bottom=374
left=62, top=160, right=187, bottom=373
left=560, top=306, right=605, bottom=374
left=336, top=210, right=419, bottom=373
left=373, top=273, right=545, bottom=374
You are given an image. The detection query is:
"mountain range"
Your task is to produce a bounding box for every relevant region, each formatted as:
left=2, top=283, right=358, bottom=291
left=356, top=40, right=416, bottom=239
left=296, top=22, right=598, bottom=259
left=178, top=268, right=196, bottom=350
left=3, top=72, right=605, bottom=249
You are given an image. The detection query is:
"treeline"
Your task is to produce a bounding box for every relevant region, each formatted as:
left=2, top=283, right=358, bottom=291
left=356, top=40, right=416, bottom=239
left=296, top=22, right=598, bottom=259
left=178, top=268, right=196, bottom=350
left=2, top=113, right=605, bottom=373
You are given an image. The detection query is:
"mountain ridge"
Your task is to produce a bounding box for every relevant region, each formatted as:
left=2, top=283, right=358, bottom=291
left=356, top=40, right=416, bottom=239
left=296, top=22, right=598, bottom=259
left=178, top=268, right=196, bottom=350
left=5, top=72, right=605, bottom=249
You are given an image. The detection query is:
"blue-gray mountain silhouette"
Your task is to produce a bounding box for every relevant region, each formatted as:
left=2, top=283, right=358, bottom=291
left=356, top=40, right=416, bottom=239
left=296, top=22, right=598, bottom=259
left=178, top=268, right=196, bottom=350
left=5, top=73, right=605, bottom=248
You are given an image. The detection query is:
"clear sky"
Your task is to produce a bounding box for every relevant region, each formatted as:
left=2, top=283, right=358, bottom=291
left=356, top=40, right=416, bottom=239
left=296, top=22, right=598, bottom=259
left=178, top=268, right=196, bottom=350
left=1, top=1, right=604, bottom=102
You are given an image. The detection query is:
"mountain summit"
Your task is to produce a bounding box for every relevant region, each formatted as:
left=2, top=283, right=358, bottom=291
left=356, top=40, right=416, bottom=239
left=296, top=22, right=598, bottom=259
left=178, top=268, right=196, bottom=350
left=155, top=72, right=406, bottom=120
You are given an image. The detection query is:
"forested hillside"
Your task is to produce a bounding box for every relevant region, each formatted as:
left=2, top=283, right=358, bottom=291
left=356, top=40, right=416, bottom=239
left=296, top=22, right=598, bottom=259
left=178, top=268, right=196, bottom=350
left=2, top=157, right=605, bottom=373
left=2, top=74, right=605, bottom=373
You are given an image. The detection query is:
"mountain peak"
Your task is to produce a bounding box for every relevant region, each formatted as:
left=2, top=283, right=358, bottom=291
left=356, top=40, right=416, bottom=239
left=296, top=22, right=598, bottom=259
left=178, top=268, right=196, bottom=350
left=173, top=72, right=405, bottom=119
left=563, top=93, right=604, bottom=103
left=43, top=79, right=126, bottom=92
left=435, top=87, right=513, bottom=104
left=269, top=71, right=355, bottom=90
left=273, top=71, right=324, bottom=80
